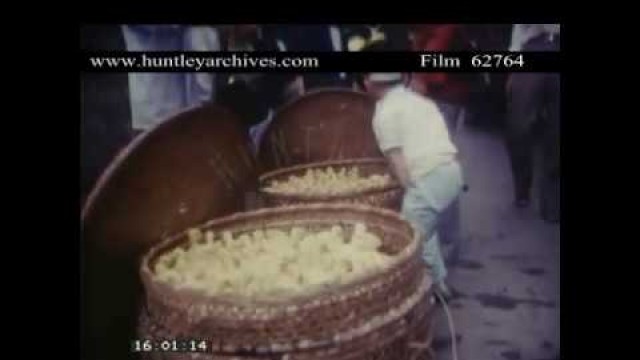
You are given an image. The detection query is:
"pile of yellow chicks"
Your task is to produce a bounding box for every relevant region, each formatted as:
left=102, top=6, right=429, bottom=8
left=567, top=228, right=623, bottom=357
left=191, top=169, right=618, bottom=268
left=153, top=223, right=395, bottom=300
left=263, top=167, right=392, bottom=196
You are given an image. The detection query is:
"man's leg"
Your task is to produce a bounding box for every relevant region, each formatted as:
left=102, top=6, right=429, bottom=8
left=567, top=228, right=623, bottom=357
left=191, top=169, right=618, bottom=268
left=506, top=72, right=545, bottom=207
left=424, top=232, right=448, bottom=281
left=506, top=128, right=534, bottom=206
left=401, top=162, right=464, bottom=289
left=402, top=194, right=447, bottom=283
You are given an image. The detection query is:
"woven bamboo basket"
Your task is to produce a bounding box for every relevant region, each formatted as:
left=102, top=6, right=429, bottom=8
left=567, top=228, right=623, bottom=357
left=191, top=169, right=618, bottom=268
left=258, top=158, right=404, bottom=211
left=138, top=291, right=435, bottom=360
left=139, top=204, right=434, bottom=359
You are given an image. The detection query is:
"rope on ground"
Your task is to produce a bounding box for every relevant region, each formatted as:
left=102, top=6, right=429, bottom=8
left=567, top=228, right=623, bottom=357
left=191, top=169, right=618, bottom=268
left=435, top=290, right=459, bottom=360
left=407, top=291, right=459, bottom=360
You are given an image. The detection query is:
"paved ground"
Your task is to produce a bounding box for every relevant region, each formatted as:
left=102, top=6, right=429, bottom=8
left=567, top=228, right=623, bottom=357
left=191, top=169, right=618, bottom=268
left=432, top=122, right=560, bottom=360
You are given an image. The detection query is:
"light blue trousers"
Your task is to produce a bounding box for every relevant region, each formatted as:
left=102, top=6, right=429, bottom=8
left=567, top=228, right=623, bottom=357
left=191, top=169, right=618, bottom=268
left=402, top=161, right=464, bottom=283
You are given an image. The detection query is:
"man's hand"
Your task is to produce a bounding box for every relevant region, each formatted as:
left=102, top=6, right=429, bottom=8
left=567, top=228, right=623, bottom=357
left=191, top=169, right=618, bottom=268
left=385, top=149, right=414, bottom=189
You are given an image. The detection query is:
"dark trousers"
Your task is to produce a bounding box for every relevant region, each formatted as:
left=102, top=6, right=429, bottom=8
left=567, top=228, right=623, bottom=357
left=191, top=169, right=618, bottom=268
left=506, top=71, right=560, bottom=216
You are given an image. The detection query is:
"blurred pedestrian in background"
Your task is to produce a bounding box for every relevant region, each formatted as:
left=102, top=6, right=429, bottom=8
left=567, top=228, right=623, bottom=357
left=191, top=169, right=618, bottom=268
left=343, top=24, right=411, bottom=51
left=509, top=24, right=560, bottom=52
left=121, top=25, right=221, bottom=131
left=343, top=24, right=411, bottom=89
left=505, top=24, right=560, bottom=222
left=409, top=24, right=475, bottom=138
left=262, top=24, right=350, bottom=90
left=464, top=24, right=513, bottom=129
left=216, top=25, right=304, bottom=154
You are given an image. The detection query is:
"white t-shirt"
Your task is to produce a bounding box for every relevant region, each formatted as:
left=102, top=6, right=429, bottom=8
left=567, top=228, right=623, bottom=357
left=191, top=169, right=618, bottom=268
left=372, top=86, right=457, bottom=181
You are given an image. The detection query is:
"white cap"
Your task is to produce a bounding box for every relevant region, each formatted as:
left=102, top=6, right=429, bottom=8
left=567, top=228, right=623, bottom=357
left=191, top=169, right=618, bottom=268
left=368, top=73, right=403, bottom=83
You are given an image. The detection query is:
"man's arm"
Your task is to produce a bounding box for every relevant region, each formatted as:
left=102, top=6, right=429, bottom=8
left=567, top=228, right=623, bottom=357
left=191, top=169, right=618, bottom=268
left=384, top=148, right=413, bottom=189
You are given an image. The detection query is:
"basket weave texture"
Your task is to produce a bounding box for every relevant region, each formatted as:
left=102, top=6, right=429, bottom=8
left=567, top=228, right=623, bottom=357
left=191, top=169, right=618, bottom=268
left=258, top=158, right=404, bottom=211
left=138, top=290, right=435, bottom=360
left=139, top=204, right=434, bottom=359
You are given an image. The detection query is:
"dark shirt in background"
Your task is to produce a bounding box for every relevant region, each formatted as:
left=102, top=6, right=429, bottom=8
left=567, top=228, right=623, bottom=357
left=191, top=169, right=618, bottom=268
left=263, top=24, right=351, bottom=89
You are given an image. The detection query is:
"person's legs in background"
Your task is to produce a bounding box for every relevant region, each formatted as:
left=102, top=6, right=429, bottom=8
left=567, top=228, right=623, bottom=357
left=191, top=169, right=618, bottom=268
left=506, top=72, right=544, bottom=207
left=509, top=33, right=560, bottom=213
left=122, top=25, right=186, bottom=131
left=183, top=26, right=220, bottom=105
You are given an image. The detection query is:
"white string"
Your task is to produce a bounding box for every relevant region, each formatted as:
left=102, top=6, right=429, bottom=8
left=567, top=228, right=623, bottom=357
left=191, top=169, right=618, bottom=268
left=434, top=290, right=459, bottom=360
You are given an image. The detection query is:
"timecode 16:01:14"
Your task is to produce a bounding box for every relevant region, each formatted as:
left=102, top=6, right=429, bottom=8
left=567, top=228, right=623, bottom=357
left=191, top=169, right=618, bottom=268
left=132, top=339, right=209, bottom=352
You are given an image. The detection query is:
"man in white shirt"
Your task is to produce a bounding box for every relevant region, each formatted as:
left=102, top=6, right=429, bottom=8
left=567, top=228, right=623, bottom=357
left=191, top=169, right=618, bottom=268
left=365, top=73, right=464, bottom=296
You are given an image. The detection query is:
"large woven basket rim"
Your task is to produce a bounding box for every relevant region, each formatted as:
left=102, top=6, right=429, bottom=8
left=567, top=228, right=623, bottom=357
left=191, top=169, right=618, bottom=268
left=140, top=203, right=420, bottom=310
left=258, top=158, right=401, bottom=201
left=138, top=276, right=434, bottom=355
left=138, top=276, right=434, bottom=356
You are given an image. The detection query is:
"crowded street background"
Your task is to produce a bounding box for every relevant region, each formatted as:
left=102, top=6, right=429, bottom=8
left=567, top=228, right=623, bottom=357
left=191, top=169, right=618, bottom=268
left=81, top=24, right=524, bottom=205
